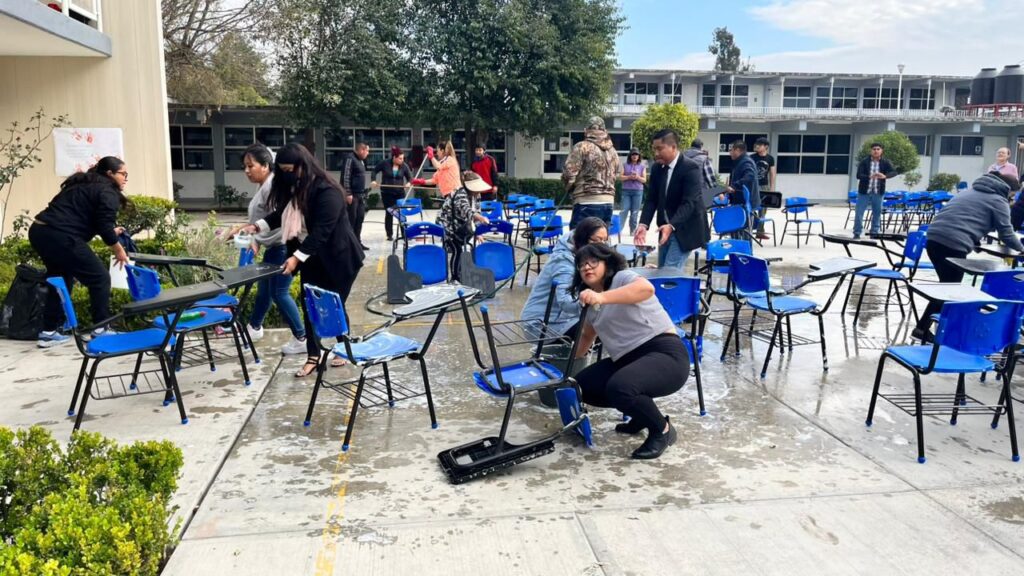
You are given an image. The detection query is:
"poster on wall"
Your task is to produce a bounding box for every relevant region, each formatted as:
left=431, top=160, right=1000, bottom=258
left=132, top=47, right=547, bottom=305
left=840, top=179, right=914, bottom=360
left=53, top=128, right=124, bottom=176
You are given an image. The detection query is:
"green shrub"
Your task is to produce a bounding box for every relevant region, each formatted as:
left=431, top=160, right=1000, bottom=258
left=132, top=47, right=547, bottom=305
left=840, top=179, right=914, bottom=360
left=213, top=185, right=248, bottom=209
left=119, top=196, right=178, bottom=238
left=855, top=131, right=920, bottom=175
left=0, top=426, right=183, bottom=575
left=630, top=103, right=701, bottom=160
left=366, top=192, right=380, bottom=209
left=927, top=173, right=962, bottom=192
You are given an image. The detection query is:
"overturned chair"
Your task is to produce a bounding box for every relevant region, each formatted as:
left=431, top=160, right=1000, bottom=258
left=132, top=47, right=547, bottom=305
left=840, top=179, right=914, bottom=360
left=437, top=292, right=591, bottom=484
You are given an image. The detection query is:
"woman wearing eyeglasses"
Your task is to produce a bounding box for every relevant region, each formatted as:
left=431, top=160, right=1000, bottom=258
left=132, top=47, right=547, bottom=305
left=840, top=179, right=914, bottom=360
left=571, top=243, right=690, bottom=459
left=29, top=156, right=131, bottom=348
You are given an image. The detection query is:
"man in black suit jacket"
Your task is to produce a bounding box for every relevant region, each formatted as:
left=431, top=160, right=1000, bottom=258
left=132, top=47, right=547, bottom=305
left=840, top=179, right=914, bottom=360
left=634, top=129, right=709, bottom=270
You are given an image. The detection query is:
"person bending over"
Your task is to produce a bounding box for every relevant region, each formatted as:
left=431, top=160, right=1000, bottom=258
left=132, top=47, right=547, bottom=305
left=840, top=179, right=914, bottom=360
left=571, top=243, right=690, bottom=459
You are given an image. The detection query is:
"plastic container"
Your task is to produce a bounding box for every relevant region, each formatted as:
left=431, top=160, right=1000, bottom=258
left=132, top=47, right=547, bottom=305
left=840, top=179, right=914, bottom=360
left=995, top=65, right=1024, bottom=104
left=233, top=232, right=254, bottom=249
left=971, top=68, right=997, bottom=106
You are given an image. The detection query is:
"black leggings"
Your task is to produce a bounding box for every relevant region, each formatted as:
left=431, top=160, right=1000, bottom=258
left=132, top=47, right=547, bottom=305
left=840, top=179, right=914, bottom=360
left=299, top=256, right=359, bottom=358
left=29, top=224, right=112, bottom=331
left=916, top=240, right=968, bottom=331
left=576, top=333, right=690, bottom=434
left=382, top=191, right=401, bottom=238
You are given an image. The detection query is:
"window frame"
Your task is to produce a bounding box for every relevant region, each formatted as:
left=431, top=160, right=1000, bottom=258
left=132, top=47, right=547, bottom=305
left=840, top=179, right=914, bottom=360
left=170, top=125, right=214, bottom=171
left=776, top=133, right=851, bottom=175
left=783, top=86, right=812, bottom=109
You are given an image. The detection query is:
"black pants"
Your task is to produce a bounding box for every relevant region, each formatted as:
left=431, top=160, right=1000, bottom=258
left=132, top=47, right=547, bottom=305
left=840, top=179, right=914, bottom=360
left=299, top=256, right=359, bottom=358
left=576, top=334, right=689, bottom=434
left=29, top=224, right=111, bottom=332
left=916, top=240, right=968, bottom=331
left=382, top=191, right=402, bottom=238
left=348, top=194, right=367, bottom=242
left=446, top=237, right=469, bottom=282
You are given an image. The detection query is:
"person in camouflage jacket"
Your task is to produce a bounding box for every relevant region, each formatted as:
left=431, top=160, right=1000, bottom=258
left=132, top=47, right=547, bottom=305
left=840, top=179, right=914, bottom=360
left=562, top=116, right=620, bottom=228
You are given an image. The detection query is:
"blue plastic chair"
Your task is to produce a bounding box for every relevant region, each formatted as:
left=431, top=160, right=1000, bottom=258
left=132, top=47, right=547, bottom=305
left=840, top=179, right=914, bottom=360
left=721, top=254, right=828, bottom=378
left=474, top=220, right=513, bottom=245
left=189, top=248, right=252, bottom=309
left=47, top=277, right=187, bottom=431
left=650, top=276, right=706, bottom=416
left=712, top=205, right=748, bottom=239
left=524, top=213, right=564, bottom=284
left=125, top=265, right=249, bottom=382
left=474, top=242, right=517, bottom=288
left=780, top=196, right=824, bottom=248
left=840, top=230, right=930, bottom=325
left=608, top=214, right=623, bottom=243
left=698, top=238, right=753, bottom=304
left=866, top=300, right=1024, bottom=463
left=302, top=284, right=437, bottom=452
left=844, top=191, right=858, bottom=229
left=396, top=197, right=424, bottom=220
left=402, top=222, right=447, bottom=285
left=479, top=200, right=504, bottom=223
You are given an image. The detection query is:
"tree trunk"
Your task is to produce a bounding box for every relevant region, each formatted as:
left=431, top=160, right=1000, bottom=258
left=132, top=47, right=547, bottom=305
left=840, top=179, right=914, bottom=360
left=302, top=127, right=317, bottom=155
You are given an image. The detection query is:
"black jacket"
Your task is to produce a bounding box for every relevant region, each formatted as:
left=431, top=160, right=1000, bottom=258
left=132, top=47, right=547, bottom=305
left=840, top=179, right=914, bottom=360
left=341, top=153, right=368, bottom=196
left=856, top=157, right=898, bottom=195
left=640, top=153, right=709, bottom=252
left=35, top=172, right=121, bottom=245
left=728, top=154, right=760, bottom=210
left=372, top=160, right=413, bottom=190
left=263, top=178, right=365, bottom=284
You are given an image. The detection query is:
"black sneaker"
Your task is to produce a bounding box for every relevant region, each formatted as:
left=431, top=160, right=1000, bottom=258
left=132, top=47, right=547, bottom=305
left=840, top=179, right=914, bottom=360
left=631, top=418, right=677, bottom=460
left=360, top=244, right=370, bottom=251
left=614, top=417, right=645, bottom=435
left=911, top=327, right=934, bottom=344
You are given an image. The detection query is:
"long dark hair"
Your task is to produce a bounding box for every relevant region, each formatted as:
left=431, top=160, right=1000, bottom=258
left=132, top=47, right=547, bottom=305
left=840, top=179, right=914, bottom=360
left=268, top=143, right=343, bottom=212
left=61, top=156, right=130, bottom=209
left=571, top=217, right=607, bottom=250
left=571, top=243, right=626, bottom=297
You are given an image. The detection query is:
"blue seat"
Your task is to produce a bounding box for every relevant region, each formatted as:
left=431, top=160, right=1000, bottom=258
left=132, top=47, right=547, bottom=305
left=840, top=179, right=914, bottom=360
left=46, top=277, right=186, bottom=431
left=698, top=238, right=752, bottom=303
left=981, top=270, right=1024, bottom=300
left=152, top=307, right=234, bottom=330
left=650, top=276, right=706, bottom=416
left=474, top=242, right=516, bottom=286
left=524, top=213, right=563, bottom=285
left=609, top=214, right=623, bottom=243
left=780, top=196, right=824, bottom=248
left=474, top=220, right=513, bottom=244
left=479, top=200, right=504, bottom=222
left=302, top=284, right=435, bottom=452
left=402, top=222, right=447, bottom=285
left=841, top=230, right=929, bottom=325
left=396, top=197, right=423, bottom=220
left=721, top=254, right=829, bottom=378
left=194, top=293, right=240, bottom=308
left=473, top=360, right=563, bottom=397
left=844, top=190, right=858, bottom=229
left=867, top=300, right=1024, bottom=463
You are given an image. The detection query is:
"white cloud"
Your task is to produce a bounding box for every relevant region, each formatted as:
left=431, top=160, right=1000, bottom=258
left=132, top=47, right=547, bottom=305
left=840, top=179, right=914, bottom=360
left=653, top=0, right=1024, bottom=76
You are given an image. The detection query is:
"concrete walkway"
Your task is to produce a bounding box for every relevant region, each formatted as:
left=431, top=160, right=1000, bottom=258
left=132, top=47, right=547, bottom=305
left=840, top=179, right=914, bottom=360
left=4, top=205, right=1024, bottom=575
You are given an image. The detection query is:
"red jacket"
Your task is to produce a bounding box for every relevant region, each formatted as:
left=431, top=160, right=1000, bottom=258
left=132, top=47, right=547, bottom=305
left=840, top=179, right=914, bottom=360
left=471, top=154, right=499, bottom=188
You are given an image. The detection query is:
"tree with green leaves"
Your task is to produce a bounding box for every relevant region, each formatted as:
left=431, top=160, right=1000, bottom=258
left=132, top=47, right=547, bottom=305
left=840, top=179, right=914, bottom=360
left=406, top=0, right=623, bottom=152
left=630, top=104, right=700, bottom=159
left=708, top=27, right=753, bottom=73
left=856, top=131, right=919, bottom=175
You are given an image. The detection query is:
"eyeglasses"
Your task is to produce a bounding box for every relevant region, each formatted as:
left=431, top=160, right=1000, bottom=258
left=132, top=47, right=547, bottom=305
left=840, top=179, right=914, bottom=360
left=577, top=260, right=600, bottom=271
left=115, top=170, right=128, bottom=178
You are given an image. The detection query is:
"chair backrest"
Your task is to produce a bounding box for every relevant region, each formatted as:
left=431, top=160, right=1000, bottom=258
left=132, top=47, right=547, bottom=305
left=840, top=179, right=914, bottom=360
left=479, top=200, right=504, bottom=221
left=406, top=244, right=448, bottom=285
left=981, top=270, right=1024, bottom=300
left=529, top=213, right=563, bottom=238
left=505, top=193, right=521, bottom=204
left=397, top=198, right=423, bottom=215
left=957, top=181, right=968, bottom=192
left=405, top=221, right=445, bottom=240
left=474, top=242, right=515, bottom=281
left=935, top=300, right=1024, bottom=356
left=45, top=277, right=78, bottom=330
left=302, top=284, right=349, bottom=340
left=707, top=239, right=753, bottom=263
left=608, top=214, right=622, bottom=235
left=785, top=196, right=809, bottom=215
left=847, top=191, right=858, bottom=203
left=902, top=230, right=927, bottom=264
left=534, top=198, right=556, bottom=211
left=728, top=253, right=771, bottom=295
left=650, top=276, right=701, bottom=325
left=712, top=205, right=748, bottom=235
left=742, top=185, right=752, bottom=212
left=125, top=265, right=162, bottom=301
left=712, top=195, right=729, bottom=208
left=474, top=220, right=514, bottom=238
left=239, top=248, right=255, bottom=267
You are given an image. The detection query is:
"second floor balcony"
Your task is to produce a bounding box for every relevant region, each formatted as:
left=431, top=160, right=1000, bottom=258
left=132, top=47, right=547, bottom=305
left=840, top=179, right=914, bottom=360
left=605, top=103, right=1024, bottom=123
left=0, top=0, right=109, bottom=57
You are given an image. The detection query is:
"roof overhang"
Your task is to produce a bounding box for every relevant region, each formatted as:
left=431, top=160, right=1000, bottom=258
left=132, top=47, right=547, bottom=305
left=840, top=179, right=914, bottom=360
left=0, top=0, right=110, bottom=57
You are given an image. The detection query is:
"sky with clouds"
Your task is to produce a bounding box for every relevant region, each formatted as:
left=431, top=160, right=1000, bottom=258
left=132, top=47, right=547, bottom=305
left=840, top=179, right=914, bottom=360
left=615, top=0, right=1024, bottom=76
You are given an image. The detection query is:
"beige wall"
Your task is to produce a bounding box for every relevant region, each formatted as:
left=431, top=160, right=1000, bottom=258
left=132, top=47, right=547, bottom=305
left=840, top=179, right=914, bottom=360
left=0, top=0, right=171, bottom=233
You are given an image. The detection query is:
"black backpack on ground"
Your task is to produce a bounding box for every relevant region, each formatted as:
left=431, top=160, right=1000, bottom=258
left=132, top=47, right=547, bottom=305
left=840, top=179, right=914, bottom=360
left=0, top=264, right=51, bottom=340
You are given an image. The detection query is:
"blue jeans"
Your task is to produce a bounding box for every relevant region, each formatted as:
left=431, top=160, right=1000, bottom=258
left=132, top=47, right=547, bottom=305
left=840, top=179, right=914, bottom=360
left=619, top=190, right=643, bottom=233
left=570, top=203, right=612, bottom=229
left=658, top=235, right=691, bottom=271
left=853, top=192, right=883, bottom=237
left=249, top=244, right=305, bottom=338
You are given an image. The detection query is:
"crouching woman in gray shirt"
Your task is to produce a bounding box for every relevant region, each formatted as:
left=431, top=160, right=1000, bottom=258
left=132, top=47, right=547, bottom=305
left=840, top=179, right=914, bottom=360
left=571, top=243, right=690, bottom=460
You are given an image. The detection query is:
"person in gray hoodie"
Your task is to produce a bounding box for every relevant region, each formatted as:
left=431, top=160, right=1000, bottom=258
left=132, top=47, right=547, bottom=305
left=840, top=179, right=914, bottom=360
left=914, top=171, right=1024, bottom=340
left=520, top=217, right=609, bottom=337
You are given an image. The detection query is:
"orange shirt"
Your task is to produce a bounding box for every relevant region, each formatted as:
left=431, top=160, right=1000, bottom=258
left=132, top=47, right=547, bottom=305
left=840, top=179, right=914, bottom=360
left=432, top=156, right=461, bottom=195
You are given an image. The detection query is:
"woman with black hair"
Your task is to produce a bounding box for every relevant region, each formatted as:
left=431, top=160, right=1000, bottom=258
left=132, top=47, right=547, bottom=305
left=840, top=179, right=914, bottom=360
left=235, top=143, right=365, bottom=377
left=29, top=156, right=131, bottom=347
left=571, top=243, right=690, bottom=459
left=371, top=146, right=413, bottom=241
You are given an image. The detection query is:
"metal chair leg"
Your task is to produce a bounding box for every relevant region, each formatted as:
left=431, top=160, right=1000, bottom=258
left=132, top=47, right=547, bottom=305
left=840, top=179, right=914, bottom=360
left=201, top=329, right=216, bottom=372
left=913, top=372, right=926, bottom=463
left=68, top=357, right=89, bottom=416
left=418, top=356, right=438, bottom=429
left=342, top=372, right=367, bottom=452
left=73, top=360, right=101, bottom=432
left=129, top=353, right=144, bottom=390
left=230, top=326, right=252, bottom=386
left=382, top=362, right=395, bottom=407
left=760, top=316, right=782, bottom=379
left=818, top=315, right=828, bottom=372
left=303, top=354, right=328, bottom=427
left=691, top=338, right=706, bottom=416
left=866, top=354, right=888, bottom=426
left=950, top=373, right=966, bottom=425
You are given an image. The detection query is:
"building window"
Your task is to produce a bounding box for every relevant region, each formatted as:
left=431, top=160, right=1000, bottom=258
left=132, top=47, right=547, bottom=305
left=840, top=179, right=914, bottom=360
left=939, top=136, right=983, bottom=156
left=720, top=84, right=749, bottom=107
left=783, top=86, right=811, bottom=108
left=324, top=128, right=415, bottom=171
left=423, top=130, right=507, bottom=173
left=662, top=83, right=683, bottom=104
left=169, top=126, right=213, bottom=171
left=702, top=84, right=716, bottom=107
left=223, top=127, right=304, bottom=170
left=907, top=135, right=933, bottom=156
left=815, top=87, right=858, bottom=109
left=777, top=134, right=851, bottom=175
left=908, top=88, right=935, bottom=110
left=862, top=87, right=900, bottom=110
left=543, top=131, right=629, bottom=173
left=717, top=133, right=767, bottom=173
left=623, top=82, right=658, bottom=105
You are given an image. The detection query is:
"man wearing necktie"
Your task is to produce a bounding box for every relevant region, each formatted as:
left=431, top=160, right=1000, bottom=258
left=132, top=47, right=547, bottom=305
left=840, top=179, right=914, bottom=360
left=634, top=129, right=708, bottom=270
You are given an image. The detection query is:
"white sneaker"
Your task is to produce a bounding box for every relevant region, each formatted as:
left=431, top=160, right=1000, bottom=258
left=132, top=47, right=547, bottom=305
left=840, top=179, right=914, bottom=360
left=280, top=337, right=307, bottom=355
left=247, top=325, right=264, bottom=341
left=37, top=331, right=70, bottom=348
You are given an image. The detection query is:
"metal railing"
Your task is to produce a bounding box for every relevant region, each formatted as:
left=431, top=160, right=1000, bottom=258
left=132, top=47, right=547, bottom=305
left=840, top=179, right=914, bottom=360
left=605, top=103, right=1024, bottom=122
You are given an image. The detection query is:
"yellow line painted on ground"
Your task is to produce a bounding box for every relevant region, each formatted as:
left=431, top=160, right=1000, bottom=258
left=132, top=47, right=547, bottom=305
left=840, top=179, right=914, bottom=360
left=375, top=255, right=385, bottom=275
left=313, top=394, right=356, bottom=575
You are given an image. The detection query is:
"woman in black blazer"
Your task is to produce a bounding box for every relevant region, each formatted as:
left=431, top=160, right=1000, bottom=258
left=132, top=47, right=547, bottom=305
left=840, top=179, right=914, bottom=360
left=238, top=143, right=365, bottom=377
